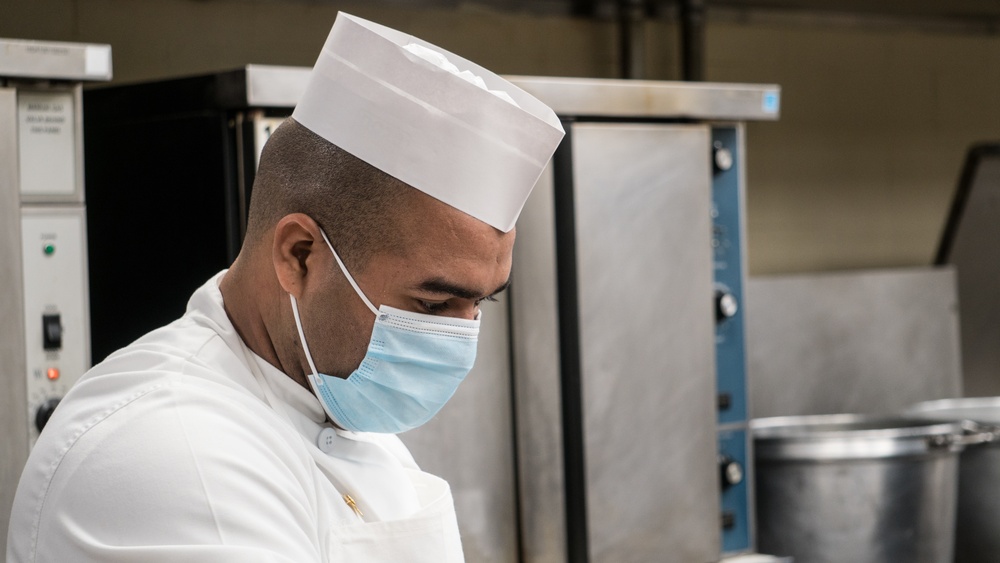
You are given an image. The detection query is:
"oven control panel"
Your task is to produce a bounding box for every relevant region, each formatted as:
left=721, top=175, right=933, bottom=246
left=713, top=126, right=753, bottom=554
left=20, top=207, right=91, bottom=445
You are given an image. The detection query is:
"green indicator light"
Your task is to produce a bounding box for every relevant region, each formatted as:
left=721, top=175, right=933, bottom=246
left=43, top=243, right=55, bottom=255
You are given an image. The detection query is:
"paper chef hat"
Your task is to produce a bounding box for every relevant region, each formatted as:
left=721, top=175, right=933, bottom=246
left=292, top=13, right=565, bottom=233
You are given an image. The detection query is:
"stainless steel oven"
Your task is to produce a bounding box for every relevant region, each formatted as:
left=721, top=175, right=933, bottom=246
left=0, top=37, right=111, bottom=556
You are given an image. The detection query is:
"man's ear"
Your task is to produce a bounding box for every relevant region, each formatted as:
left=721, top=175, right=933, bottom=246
left=273, top=213, right=322, bottom=298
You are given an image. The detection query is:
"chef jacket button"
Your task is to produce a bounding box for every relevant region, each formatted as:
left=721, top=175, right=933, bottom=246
left=318, top=427, right=338, bottom=454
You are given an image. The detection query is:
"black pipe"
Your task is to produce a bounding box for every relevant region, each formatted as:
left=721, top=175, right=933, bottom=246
left=571, top=0, right=597, bottom=17
left=618, top=0, right=646, bottom=79
left=936, top=143, right=1000, bottom=264
left=680, top=0, right=706, bottom=81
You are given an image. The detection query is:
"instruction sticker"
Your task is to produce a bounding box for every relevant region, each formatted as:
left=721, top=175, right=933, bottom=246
left=18, top=91, right=76, bottom=197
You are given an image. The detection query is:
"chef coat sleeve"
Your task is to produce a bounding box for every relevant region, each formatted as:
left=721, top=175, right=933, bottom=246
left=26, top=378, right=327, bottom=563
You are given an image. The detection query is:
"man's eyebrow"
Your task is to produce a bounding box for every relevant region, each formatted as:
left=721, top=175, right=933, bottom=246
left=415, top=278, right=511, bottom=299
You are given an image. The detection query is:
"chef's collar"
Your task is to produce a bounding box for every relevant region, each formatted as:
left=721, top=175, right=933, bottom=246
left=248, top=350, right=328, bottom=430
left=199, top=271, right=328, bottom=434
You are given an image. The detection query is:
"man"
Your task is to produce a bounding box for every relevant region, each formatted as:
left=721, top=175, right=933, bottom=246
left=6, top=13, right=562, bottom=562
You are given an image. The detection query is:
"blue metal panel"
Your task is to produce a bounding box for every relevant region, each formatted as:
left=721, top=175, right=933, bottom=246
left=713, top=125, right=753, bottom=555
left=718, top=428, right=752, bottom=554
left=712, top=126, right=748, bottom=426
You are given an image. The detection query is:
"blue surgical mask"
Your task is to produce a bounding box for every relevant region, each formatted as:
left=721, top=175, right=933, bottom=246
left=289, top=229, right=480, bottom=434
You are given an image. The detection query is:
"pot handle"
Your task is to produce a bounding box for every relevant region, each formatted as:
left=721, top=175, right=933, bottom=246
left=957, top=420, right=1000, bottom=445
left=926, top=420, right=1000, bottom=450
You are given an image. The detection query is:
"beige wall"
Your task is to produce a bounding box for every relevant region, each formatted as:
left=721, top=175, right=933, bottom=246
left=3, top=2, right=998, bottom=274
left=707, top=20, right=1000, bottom=273
left=0, top=1, right=618, bottom=82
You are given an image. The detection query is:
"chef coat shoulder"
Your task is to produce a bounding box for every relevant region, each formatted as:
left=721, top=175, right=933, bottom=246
left=9, top=319, right=330, bottom=562
left=8, top=272, right=437, bottom=562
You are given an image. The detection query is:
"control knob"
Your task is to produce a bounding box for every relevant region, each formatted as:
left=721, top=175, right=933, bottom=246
left=715, top=290, right=739, bottom=322
left=35, top=397, right=61, bottom=432
left=719, top=456, right=744, bottom=489
left=713, top=142, right=733, bottom=172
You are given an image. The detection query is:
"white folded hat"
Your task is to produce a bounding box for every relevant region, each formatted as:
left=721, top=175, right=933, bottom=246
left=292, top=12, right=565, bottom=233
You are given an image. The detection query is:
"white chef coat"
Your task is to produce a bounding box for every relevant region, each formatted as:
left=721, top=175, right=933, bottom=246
left=6, top=272, right=465, bottom=563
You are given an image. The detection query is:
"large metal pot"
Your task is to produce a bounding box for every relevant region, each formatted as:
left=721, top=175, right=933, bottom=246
left=907, top=398, right=1000, bottom=563
left=752, top=414, right=969, bottom=563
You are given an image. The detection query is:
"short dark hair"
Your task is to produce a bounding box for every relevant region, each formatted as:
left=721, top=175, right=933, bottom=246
left=244, top=118, right=409, bottom=272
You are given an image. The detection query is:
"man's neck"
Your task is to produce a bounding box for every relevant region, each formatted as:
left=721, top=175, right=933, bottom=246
left=219, top=258, right=311, bottom=390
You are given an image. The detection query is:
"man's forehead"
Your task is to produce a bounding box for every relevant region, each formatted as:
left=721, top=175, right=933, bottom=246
left=395, top=187, right=511, bottom=243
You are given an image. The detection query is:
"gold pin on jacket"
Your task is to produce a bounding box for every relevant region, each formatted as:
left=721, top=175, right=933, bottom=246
left=343, top=494, right=363, bottom=518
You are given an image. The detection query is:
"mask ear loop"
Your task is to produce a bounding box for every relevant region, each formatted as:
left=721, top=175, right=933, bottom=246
left=290, top=294, right=320, bottom=376
left=319, top=229, right=381, bottom=317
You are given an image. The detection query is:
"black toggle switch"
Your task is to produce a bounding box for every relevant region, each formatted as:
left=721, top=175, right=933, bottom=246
left=42, top=314, right=62, bottom=350
left=721, top=510, right=736, bottom=530
left=718, top=392, right=732, bottom=410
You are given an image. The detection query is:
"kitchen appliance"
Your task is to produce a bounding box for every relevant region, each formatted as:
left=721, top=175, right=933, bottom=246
left=753, top=414, right=969, bottom=563
left=0, top=38, right=111, bottom=556
left=936, top=143, right=1000, bottom=397
left=745, top=267, right=962, bottom=418
left=83, top=70, right=780, bottom=561
left=83, top=65, right=309, bottom=364
left=508, top=77, right=779, bottom=561
left=907, top=398, right=1000, bottom=563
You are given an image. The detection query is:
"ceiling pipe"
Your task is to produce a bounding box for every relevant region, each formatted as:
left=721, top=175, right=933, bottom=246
left=618, top=0, right=647, bottom=79
left=571, top=0, right=598, bottom=17
left=680, top=0, right=706, bottom=81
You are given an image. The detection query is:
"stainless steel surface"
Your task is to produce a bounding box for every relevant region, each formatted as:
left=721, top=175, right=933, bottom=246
left=942, top=151, right=1000, bottom=397
left=546, top=122, right=718, bottom=561
left=399, top=298, right=519, bottom=563
left=746, top=267, right=962, bottom=418
left=200, top=66, right=783, bottom=123
left=754, top=414, right=962, bottom=563
left=513, top=121, right=730, bottom=561
left=0, top=39, right=111, bottom=81
left=951, top=445, right=1000, bottom=563
left=0, top=86, right=29, bottom=560
left=907, top=398, right=1000, bottom=563
left=908, top=397, right=1000, bottom=425
left=507, top=77, right=780, bottom=121
left=243, top=64, right=311, bottom=107
left=510, top=163, right=568, bottom=563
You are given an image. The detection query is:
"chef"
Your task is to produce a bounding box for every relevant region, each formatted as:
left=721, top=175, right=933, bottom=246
left=6, top=13, right=563, bottom=563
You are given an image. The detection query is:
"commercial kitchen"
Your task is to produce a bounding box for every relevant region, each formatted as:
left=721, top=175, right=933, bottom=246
left=2, top=1, right=999, bottom=561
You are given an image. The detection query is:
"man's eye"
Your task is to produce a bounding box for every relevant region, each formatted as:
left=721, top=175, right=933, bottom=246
left=475, top=295, right=499, bottom=306
left=420, top=300, right=450, bottom=313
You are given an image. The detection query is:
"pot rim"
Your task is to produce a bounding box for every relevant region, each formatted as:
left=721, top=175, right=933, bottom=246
left=752, top=414, right=967, bottom=461
left=906, top=397, right=1000, bottom=425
